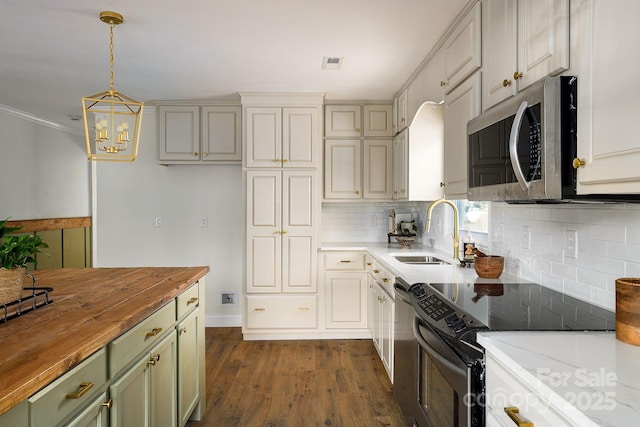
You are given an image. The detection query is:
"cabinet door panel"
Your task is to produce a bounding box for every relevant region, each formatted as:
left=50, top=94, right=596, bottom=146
left=246, top=107, right=282, bottom=167
left=283, top=235, right=316, bottom=292
left=325, top=272, right=367, bottom=329
left=247, top=172, right=281, bottom=231
left=363, top=105, right=393, bottom=137
left=283, top=171, right=316, bottom=230
left=178, top=311, right=199, bottom=426
left=149, top=334, right=176, bottom=427
left=247, top=235, right=281, bottom=293
left=324, top=140, right=361, bottom=199
left=392, top=130, right=408, bottom=200
left=201, top=106, right=241, bottom=161
left=443, top=2, right=481, bottom=94
left=283, top=108, right=318, bottom=167
left=325, top=105, right=361, bottom=137
left=517, top=0, right=569, bottom=90
left=158, top=106, right=200, bottom=161
left=444, top=72, right=481, bottom=199
left=110, top=357, right=150, bottom=427
left=364, top=140, right=392, bottom=199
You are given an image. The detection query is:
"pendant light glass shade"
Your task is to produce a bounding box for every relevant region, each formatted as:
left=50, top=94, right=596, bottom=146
left=82, top=11, right=143, bottom=162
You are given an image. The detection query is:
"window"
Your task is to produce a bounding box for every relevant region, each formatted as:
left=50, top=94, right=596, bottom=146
left=455, top=200, right=489, bottom=233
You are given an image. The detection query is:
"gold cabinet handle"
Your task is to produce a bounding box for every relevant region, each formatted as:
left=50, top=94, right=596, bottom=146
left=254, top=307, right=266, bottom=312
left=504, top=407, right=533, bottom=427
left=283, top=159, right=289, bottom=163
left=377, top=296, right=383, bottom=302
left=298, top=307, right=309, bottom=312
left=187, top=297, right=198, bottom=305
left=514, top=71, right=524, bottom=80
left=373, top=269, right=380, bottom=274
left=356, top=128, right=361, bottom=134
left=202, top=153, right=208, bottom=157
left=193, top=152, right=199, bottom=156
left=440, top=182, right=445, bottom=187
left=145, top=327, right=162, bottom=337
left=180, top=327, right=187, bottom=334
left=440, top=80, right=447, bottom=87
left=275, top=158, right=281, bottom=163
left=66, top=382, right=94, bottom=399
left=382, top=278, right=389, bottom=283
left=275, top=230, right=281, bottom=234
left=282, top=230, right=288, bottom=234
left=355, top=190, right=360, bottom=195
left=366, top=262, right=372, bottom=266
left=102, top=399, right=113, bottom=409
left=340, top=260, right=352, bottom=263
left=572, top=158, right=586, bottom=169
left=148, top=354, right=160, bottom=366
left=503, top=79, right=512, bottom=87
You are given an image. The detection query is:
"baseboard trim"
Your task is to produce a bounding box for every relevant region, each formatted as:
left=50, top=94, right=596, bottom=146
left=205, top=315, right=242, bottom=327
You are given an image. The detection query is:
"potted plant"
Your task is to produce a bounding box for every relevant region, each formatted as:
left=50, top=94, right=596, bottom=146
left=0, top=218, right=48, bottom=305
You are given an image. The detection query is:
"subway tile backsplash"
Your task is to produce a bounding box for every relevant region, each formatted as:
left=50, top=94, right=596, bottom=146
left=321, top=201, right=640, bottom=311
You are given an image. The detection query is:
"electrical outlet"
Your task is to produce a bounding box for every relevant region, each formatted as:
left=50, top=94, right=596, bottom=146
left=200, top=216, right=208, bottom=227
left=566, top=229, right=578, bottom=259
left=155, top=216, right=163, bottom=228
left=221, top=292, right=237, bottom=305
left=522, top=225, right=531, bottom=250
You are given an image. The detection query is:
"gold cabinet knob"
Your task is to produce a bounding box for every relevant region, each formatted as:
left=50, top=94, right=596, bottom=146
left=202, top=153, right=208, bottom=157
left=440, top=80, right=447, bottom=87
left=355, top=190, right=360, bottom=195
left=147, top=354, right=160, bottom=366
left=572, top=158, right=586, bottom=169
left=382, top=278, right=389, bottom=283
left=440, top=182, right=445, bottom=187
left=356, top=128, right=361, bottom=134
left=282, top=230, right=288, bottom=234
left=275, top=230, right=281, bottom=234
left=180, top=327, right=187, bottom=334
left=373, top=269, right=380, bottom=274
left=283, top=159, right=289, bottom=163
left=193, top=152, right=199, bottom=156
left=366, top=262, right=372, bottom=266
left=275, top=159, right=281, bottom=163
left=503, top=79, right=512, bottom=87
left=514, top=71, right=523, bottom=80
left=101, top=399, right=113, bottom=409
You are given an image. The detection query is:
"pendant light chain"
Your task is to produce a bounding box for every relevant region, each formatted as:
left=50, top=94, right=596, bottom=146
left=109, top=21, right=115, bottom=93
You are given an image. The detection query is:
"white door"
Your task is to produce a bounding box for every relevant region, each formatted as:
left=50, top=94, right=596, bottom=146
left=282, top=171, right=317, bottom=293
left=201, top=106, right=241, bottom=161
left=392, top=130, right=408, bottom=200
left=396, top=90, right=408, bottom=132
left=363, top=105, right=393, bottom=137
left=516, top=0, right=569, bottom=91
left=325, top=105, right=361, bottom=138
left=444, top=72, right=481, bottom=199
left=282, top=107, right=318, bottom=168
left=325, top=272, right=367, bottom=329
left=482, top=0, right=517, bottom=111
left=324, top=140, right=361, bottom=199
left=363, top=140, right=393, bottom=200
left=246, top=171, right=282, bottom=293
left=245, top=107, right=282, bottom=167
left=442, top=2, right=481, bottom=94
left=158, top=106, right=200, bottom=161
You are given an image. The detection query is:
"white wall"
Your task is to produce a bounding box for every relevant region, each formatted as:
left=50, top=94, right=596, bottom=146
left=0, top=109, right=90, bottom=219
left=94, top=109, right=243, bottom=326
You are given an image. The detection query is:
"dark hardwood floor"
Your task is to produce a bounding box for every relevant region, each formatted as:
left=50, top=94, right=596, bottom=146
left=186, top=327, right=409, bottom=427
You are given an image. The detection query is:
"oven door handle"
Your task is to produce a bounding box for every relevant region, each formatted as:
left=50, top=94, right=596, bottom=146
left=413, top=317, right=467, bottom=380
left=393, top=282, right=412, bottom=304
left=509, top=100, right=531, bottom=191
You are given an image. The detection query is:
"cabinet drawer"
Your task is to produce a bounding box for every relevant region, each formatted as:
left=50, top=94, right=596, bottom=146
left=109, top=300, right=176, bottom=375
left=486, top=354, right=573, bottom=427
left=377, top=267, right=395, bottom=296
left=29, top=348, right=107, bottom=427
left=177, top=281, right=200, bottom=320
left=245, top=295, right=317, bottom=329
left=323, top=252, right=366, bottom=271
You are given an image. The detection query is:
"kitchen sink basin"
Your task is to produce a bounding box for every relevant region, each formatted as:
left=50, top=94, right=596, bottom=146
left=394, top=255, right=449, bottom=265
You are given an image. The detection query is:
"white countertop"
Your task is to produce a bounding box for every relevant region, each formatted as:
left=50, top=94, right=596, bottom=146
left=478, top=332, right=640, bottom=427
left=320, top=241, right=528, bottom=286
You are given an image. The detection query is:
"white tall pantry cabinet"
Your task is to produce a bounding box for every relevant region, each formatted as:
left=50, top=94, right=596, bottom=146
left=241, top=93, right=324, bottom=339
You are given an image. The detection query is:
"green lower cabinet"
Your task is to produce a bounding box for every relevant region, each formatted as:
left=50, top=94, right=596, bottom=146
left=65, top=392, right=109, bottom=427
left=177, top=309, right=200, bottom=425
left=110, top=332, right=177, bottom=427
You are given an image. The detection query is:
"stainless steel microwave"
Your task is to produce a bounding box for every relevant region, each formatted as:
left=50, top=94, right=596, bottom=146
left=467, top=76, right=577, bottom=202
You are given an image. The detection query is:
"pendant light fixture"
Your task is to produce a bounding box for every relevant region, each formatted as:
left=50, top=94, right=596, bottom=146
left=82, top=11, right=143, bottom=162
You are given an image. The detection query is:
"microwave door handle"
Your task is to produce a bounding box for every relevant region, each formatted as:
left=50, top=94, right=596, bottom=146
left=509, top=101, right=531, bottom=191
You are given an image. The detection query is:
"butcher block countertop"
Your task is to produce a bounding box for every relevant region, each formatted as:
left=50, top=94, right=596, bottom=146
left=0, top=266, right=209, bottom=416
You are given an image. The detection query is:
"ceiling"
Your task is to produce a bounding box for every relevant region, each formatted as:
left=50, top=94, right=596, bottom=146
left=0, top=0, right=468, bottom=131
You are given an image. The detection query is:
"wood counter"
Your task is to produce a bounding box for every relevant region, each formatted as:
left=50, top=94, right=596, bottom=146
left=0, top=266, right=210, bottom=416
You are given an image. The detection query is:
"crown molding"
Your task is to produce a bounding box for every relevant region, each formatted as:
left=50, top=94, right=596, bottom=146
left=0, top=104, right=84, bottom=136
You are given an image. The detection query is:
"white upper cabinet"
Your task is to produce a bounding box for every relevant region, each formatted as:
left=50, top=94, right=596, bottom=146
left=482, top=0, right=570, bottom=111
left=363, top=105, right=393, bottom=137
left=324, top=140, right=361, bottom=199
left=444, top=73, right=481, bottom=199
left=246, top=106, right=318, bottom=168
left=363, top=140, right=393, bottom=200
left=325, top=105, right=362, bottom=138
left=575, top=0, right=640, bottom=194
left=516, top=0, right=570, bottom=91
left=441, top=2, right=482, bottom=95
left=395, top=89, right=409, bottom=133
left=157, top=104, right=241, bottom=164
left=406, top=48, right=445, bottom=124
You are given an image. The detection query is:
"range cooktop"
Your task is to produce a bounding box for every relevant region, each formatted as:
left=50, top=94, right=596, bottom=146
left=408, top=281, right=615, bottom=346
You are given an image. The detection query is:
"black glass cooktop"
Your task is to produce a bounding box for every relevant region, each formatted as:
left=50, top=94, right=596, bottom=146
left=428, top=281, right=615, bottom=332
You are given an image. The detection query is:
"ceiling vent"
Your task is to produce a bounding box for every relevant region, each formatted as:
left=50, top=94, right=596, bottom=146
left=322, top=56, right=343, bottom=70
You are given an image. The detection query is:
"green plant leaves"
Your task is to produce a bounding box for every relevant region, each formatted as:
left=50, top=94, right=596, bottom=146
left=0, top=219, right=48, bottom=269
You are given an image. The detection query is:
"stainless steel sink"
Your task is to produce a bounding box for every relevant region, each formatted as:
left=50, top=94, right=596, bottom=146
left=394, top=255, right=449, bottom=265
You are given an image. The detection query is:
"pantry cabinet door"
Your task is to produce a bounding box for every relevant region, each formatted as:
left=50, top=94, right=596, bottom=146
left=363, top=140, right=393, bottom=200
left=246, top=171, right=282, bottom=293
left=245, top=107, right=282, bottom=167
left=282, top=107, right=318, bottom=167
left=324, top=140, right=361, bottom=199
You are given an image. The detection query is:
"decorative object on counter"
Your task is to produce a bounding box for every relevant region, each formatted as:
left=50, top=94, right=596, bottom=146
left=0, top=218, right=48, bottom=305
left=82, top=11, right=143, bottom=162
left=463, top=229, right=475, bottom=262
left=396, top=219, right=417, bottom=235
left=473, top=249, right=504, bottom=278
left=395, top=236, right=416, bottom=249
left=616, top=278, right=640, bottom=346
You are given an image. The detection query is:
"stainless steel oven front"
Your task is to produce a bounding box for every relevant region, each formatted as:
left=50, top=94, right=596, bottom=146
left=413, top=316, right=484, bottom=427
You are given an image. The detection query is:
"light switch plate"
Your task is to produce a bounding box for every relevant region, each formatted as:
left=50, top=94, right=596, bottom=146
left=566, top=229, right=578, bottom=259
left=522, top=225, right=531, bottom=250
